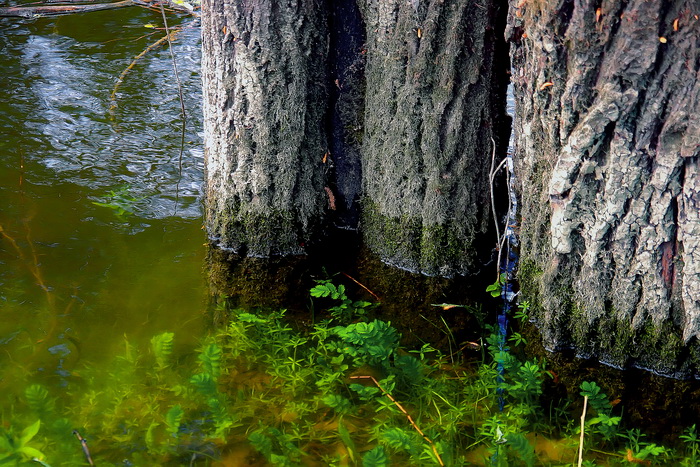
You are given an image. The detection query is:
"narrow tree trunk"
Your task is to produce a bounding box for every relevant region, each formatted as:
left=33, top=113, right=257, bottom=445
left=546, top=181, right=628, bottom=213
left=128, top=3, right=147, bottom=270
left=358, top=0, right=508, bottom=277
left=508, top=0, right=700, bottom=375
left=201, top=0, right=328, bottom=256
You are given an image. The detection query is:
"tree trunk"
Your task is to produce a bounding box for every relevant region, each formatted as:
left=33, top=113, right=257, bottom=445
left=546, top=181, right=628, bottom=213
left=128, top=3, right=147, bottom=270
left=201, top=0, right=329, bottom=256
left=358, top=0, right=509, bottom=277
left=507, top=0, right=700, bottom=375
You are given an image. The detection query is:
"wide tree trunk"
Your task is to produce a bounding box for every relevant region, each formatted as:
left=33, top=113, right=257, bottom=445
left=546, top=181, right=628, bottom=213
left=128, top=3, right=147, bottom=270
left=201, top=0, right=329, bottom=256
left=359, top=0, right=508, bottom=277
left=507, top=0, right=700, bottom=375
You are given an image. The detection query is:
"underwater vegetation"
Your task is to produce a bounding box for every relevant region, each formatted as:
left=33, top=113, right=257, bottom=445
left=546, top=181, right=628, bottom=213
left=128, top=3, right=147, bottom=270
left=91, top=185, right=145, bottom=219
left=1, top=282, right=699, bottom=466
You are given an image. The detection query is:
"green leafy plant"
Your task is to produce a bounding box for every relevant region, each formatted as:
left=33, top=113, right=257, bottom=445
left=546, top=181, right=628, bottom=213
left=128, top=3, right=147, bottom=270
left=580, top=381, right=621, bottom=441
left=680, top=424, right=700, bottom=466
left=332, top=319, right=399, bottom=367
left=4, top=282, right=696, bottom=467
left=249, top=427, right=305, bottom=466
left=362, top=445, right=388, bottom=467
left=513, top=300, right=530, bottom=324
left=165, top=405, right=184, bottom=436
left=198, top=341, right=222, bottom=380
left=486, top=273, right=507, bottom=298
left=151, top=331, right=174, bottom=370
left=311, top=279, right=375, bottom=322
left=24, top=385, right=54, bottom=418
left=0, top=420, right=47, bottom=465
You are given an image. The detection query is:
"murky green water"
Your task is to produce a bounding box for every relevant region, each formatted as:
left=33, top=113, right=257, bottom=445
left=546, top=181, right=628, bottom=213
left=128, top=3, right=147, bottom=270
left=0, top=4, right=207, bottom=427
left=4, top=8, right=700, bottom=467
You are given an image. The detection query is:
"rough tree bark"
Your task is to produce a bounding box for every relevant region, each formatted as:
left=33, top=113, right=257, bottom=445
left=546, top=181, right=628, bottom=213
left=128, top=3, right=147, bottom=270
left=202, top=0, right=508, bottom=276
left=507, top=0, right=700, bottom=375
left=201, top=0, right=329, bottom=256
left=358, top=0, right=508, bottom=277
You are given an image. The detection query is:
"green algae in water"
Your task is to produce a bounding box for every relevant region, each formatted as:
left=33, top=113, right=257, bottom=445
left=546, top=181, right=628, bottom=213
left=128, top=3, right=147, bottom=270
left=3, top=284, right=699, bottom=466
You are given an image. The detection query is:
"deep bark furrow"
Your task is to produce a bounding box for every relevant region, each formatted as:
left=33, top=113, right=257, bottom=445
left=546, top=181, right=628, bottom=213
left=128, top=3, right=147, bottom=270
left=509, top=0, right=700, bottom=375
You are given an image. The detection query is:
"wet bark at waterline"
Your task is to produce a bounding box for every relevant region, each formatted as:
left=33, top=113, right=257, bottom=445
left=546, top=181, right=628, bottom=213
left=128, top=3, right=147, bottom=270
left=507, top=0, right=700, bottom=376
left=201, top=0, right=329, bottom=257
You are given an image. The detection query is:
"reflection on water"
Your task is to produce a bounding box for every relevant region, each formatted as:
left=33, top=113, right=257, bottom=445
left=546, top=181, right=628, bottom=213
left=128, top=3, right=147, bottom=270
left=2, top=10, right=203, bottom=219
left=0, top=6, right=207, bottom=420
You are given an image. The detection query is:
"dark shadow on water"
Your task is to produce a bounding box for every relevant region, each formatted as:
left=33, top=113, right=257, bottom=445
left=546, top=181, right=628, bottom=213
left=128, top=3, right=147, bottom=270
left=520, top=321, right=700, bottom=447
left=207, top=226, right=700, bottom=446
left=206, top=227, right=492, bottom=350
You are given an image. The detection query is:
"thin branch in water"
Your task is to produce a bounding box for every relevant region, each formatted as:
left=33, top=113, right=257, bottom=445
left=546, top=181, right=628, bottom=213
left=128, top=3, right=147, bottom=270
left=340, top=271, right=380, bottom=301
left=73, top=430, right=95, bottom=466
left=0, top=0, right=134, bottom=18
left=578, top=395, right=588, bottom=467
left=109, top=30, right=180, bottom=117
left=160, top=1, right=187, bottom=215
left=349, top=375, right=445, bottom=466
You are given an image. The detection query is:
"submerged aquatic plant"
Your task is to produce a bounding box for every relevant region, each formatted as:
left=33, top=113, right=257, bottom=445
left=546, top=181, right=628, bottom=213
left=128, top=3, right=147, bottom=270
left=92, top=185, right=144, bottom=219
left=2, top=281, right=698, bottom=466
left=0, top=420, right=46, bottom=465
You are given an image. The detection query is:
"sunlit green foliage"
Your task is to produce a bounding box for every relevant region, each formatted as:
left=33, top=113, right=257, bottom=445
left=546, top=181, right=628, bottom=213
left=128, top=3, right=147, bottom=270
left=1, top=283, right=696, bottom=465
left=0, top=420, right=46, bottom=465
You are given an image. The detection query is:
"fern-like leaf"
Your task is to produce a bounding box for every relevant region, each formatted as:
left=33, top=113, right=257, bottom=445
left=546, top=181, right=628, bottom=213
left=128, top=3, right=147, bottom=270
left=190, top=372, right=217, bottom=397
left=362, top=446, right=388, bottom=467
left=25, top=385, right=53, bottom=415
left=382, top=427, right=420, bottom=455
left=165, top=405, right=184, bottom=436
left=151, top=332, right=175, bottom=369
left=249, top=431, right=273, bottom=459
left=580, top=381, right=611, bottom=414
left=199, top=343, right=222, bottom=380
left=507, top=432, right=535, bottom=467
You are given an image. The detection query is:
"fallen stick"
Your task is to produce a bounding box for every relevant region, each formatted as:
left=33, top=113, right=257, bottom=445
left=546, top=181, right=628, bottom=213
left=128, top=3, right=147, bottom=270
left=578, top=395, right=588, bottom=467
left=341, top=272, right=381, bottom=301
left=73, top=430, right=95, bottom=466
left=350, top=375, right=444, bottom=466
left=0, top=1, right=134, bottom=18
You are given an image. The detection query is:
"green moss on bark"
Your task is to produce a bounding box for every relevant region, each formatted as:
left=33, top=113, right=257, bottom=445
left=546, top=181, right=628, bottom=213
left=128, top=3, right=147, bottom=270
left=362, top=200, right=479, bottom=277
left=207, top=207, right=311, bottom=257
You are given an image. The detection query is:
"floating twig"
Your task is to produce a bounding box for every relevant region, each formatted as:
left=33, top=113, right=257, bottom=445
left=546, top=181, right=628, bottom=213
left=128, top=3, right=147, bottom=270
left=0, top=1, right=134, bottom=18
left=73, top=430, right=95, bottom=466
left=340, top=272, right=380, bottom=301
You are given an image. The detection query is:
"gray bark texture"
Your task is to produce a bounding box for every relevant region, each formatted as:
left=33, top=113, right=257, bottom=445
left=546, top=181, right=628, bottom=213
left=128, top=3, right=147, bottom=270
left=507, top=0, right=700, bottom=375
left=201, top=0, right=328, bottom=256
left=358, top=0, right=507, bottom=277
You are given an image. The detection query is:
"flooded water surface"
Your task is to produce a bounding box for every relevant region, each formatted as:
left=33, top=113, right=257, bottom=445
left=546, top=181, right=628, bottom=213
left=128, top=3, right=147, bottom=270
left=0, top=7, right=209, bottom=459
left=3, top=8, right=700, bottom=467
